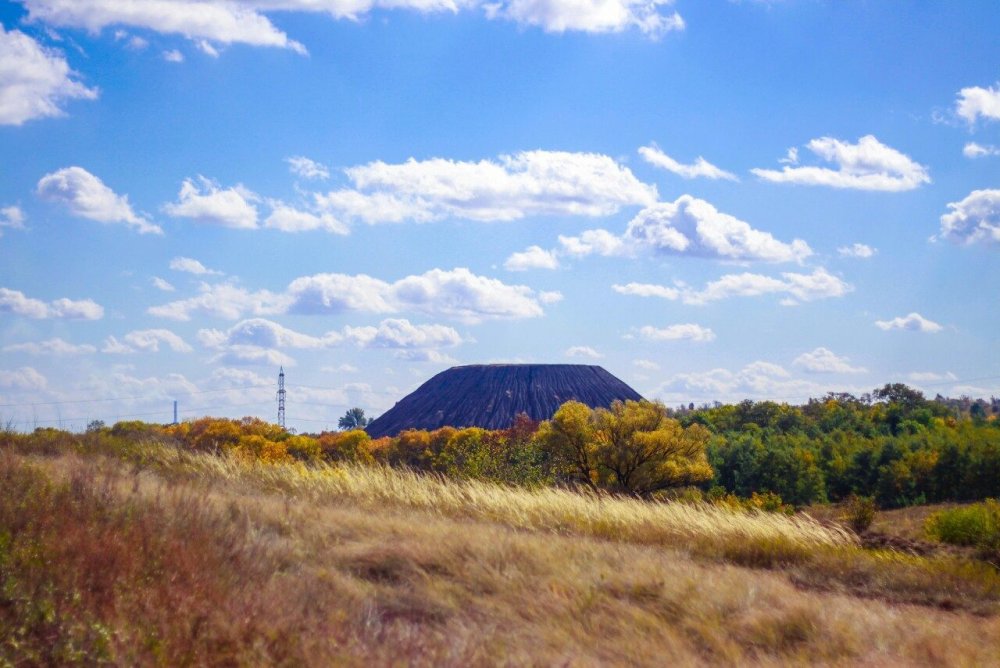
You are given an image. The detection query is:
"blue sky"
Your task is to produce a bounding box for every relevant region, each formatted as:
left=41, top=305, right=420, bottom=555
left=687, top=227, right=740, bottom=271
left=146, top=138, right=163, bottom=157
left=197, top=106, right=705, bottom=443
left=0, top=0, right=998, bottom=432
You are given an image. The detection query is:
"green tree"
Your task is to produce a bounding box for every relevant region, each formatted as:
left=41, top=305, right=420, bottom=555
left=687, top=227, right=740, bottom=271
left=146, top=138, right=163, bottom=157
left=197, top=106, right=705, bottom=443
left=338, top=407, right=371, bottom=430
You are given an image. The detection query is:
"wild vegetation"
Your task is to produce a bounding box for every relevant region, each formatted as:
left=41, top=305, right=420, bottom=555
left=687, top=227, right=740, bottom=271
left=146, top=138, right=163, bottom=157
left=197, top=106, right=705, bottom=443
left=2, top=385, right=1000, bottom=664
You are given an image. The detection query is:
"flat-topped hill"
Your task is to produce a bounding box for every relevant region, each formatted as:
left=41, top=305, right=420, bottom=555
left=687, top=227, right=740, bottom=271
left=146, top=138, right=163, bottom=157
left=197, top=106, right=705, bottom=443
left=365, top=364, right=642, bottom=438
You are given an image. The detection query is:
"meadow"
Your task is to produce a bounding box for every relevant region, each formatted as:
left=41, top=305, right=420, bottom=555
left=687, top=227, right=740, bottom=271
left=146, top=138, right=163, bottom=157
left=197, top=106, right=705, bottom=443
left=4, top=419, right=1000, bottom=666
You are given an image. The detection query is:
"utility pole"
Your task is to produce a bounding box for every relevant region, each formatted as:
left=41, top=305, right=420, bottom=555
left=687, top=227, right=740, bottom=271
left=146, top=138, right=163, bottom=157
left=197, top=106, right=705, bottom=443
left=173, top=400, right=178, bottom=425
left=277, top=366, right=286, bottom=429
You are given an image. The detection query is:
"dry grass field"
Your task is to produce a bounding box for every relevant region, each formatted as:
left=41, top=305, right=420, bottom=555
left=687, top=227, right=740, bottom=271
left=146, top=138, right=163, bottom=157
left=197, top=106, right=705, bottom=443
left=4, top=440, right=1000, bottom=666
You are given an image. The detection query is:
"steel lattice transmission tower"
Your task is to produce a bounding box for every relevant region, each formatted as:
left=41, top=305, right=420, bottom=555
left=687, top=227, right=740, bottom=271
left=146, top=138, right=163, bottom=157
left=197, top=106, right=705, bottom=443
left=277, top=366, right=286, bottom=429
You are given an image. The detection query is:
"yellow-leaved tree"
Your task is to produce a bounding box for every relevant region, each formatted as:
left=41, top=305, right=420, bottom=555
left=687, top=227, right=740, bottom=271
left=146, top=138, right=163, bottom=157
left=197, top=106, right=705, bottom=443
left=538, top=399, right=713, bottom=497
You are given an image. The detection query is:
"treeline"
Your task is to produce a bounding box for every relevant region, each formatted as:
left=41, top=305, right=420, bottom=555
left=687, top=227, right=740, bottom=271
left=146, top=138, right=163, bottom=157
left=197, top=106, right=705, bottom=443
left=684, top=384, right=1000, bottom=508
left=5, top=383, right=998, bottom=509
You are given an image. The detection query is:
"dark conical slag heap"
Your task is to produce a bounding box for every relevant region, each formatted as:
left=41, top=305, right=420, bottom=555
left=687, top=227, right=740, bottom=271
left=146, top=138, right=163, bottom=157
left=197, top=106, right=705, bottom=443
left=365, top=364, right=643, bottom=438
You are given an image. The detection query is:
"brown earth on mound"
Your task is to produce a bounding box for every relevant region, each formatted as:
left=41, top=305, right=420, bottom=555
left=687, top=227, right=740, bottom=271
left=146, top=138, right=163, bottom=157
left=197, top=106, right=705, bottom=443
left=366, top=364, right=643, bottom=438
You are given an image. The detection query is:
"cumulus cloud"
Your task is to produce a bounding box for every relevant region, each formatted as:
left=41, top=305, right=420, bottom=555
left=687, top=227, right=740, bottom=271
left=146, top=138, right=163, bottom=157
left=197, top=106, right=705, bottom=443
left=612, top=268, right=849, bottom=306
left=212, top=346, right=296, bottom=367
left=963, top=142, right=1000, bottom=159
left=504, top=245, right=559, bottom=271
left=164, top=177, right=259, bottom=229
left=486, top=0, right=684, bottom=36
left=751, top=135, right=930, bottom=192
left=558, top=228, right=628, bottom=258
left=21, top=0, right=307, bottom=54
left=37, top=166, right=161, bottom=234
left=263, top=203, right=349, bottom=234
left=0, top=25, right=97, bottom=125
left=633, top=324, right=715, bottom=342
left=0, top=287, right=103, bottom=319
left=102, top=329, right=193, bottom=354
left=316, top=150, right=657, bottom=225
left=874, top=312, right=943, bottom=333
left=650, top=361, right=835, bottom=404
left=633, top=359, right=659, bottom=371
left=152, top=268, right=555, bottom=324
left=0, top=205, right=26, bottom=236
left=286, top=155, right=330, bottom=180
left=560, top=195, right=810, bottom=264
left=148, top=282, right=289, bottom=321
left=287, top=268, right=551, bottom=323
left=0, top=366, right=47, bottom=390
left=955, top=82, right=1000, bottom=124
left=198, top=317, right=343, bottom=350
left=565, top=345, right=602, bottom=359
left=162, top=49, right=184, bottom=63
left=638, top=145, right=737, bottom=181
left=169, top=256, right=223, bottom=275
left=937, top=189, right=1000, bottom=246
left=837, top=243, right=876, bottom=259
left=612, top=282, right=680, bottom=300
left=199, top=317, right=462, bottom=366
left=151, top=276, right=175, bottom=291
left=793, top=347, right=867, bottom=374
left=2, top=338, right=96, bottom=355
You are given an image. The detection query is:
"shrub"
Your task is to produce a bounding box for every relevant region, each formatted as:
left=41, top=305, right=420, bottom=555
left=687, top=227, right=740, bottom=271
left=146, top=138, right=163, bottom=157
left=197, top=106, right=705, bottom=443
left=842, top=495, right=877, bottom=534
left=926, top=500, right=1000, bottom=550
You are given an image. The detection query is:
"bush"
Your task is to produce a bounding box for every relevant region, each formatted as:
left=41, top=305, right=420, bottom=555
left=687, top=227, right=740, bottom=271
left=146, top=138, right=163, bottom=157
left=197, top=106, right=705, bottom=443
left=926, top=500, right=1000, bottom=550
left=842, top=495, right=877, bottom=534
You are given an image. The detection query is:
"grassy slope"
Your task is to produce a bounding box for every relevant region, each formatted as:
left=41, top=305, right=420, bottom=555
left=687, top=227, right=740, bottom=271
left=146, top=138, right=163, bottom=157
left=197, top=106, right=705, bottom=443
left=3, top=443, right=1000, bottom=666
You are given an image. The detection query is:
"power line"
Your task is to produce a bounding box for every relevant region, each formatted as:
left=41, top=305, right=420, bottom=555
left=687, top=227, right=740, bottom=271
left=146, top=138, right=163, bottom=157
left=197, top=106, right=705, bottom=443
left=0, top=383, right=275, bottom=408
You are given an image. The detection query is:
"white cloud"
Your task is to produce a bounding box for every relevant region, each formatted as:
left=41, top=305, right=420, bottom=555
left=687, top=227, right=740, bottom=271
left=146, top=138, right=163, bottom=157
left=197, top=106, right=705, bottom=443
left=0, top=287, right=103, bottom=319
left=907, top=371, right=957, bottom=383
left=623, top=195, right=812, bottom=263
left=162, top=49, right=184, bottom=63
left=634, top=324, right=715, bottom=342
left=286, top=155, right=330, bottom=180
left=955, top=83, right=1000, bottom=124
left=793, top=347, right=867, bottom=374
left=316, top=150, right=657, bottom=225
left=37, top=166, right=162, bottom=234
left=199, top=317, right=343, bottom=350
left=151, top=276, right=175, bottom=291
left=685, top=267, right=850, bottom=305
left=148, top=282, right=289, bottom=321
left=486, top=0, right=684, bottom=37
left=633, top=359, right=659, bottom=371
left=22, top=0, right=307, bottom=54
left=322, top=363, right=358, bottom=373
left=0, top=205, right=26, bottom=236
left=287, top=267, right=551, bottom=323
left=169, top=256, right=223, bottom=275
left=613, top=267, right=849, bottom=306
left=875, top=312, right=943, bottom=333
left=639, top=145, right=737, bottom=181
left=0, top=366, right=47, bottom=390
left=504, top=245, right=560, bottom=271
left=263, top=203, right=349, bottom=234
left=565, top=345, right=602, bottom=359
left=2, top=338, right=96, bottom=355
left=153, top=268, right=556, bottom=324
left=164, top=177, right=259, bottom=229
left=558, top=228, right=628, bottom=258
left=344, top=319, right=463, bottom=350
left=0, top=25, right=97, bottom=125
left=963, top=142, right=1000, bottom=159
left=393, top=349, right=458, bottom=364
left=612, top=282, right=680, bottom=300
left=751, top=135, right=930, bottom=192
left=560, top=196, right=810, bottom=264
left=937, top=189, right=1000, bottom=246
left=212, top=346, right=296, bottom=367
left=650, top=361, right=837, bottom=404
left=538, top=290, right=563, bottom=304
left=102, top=329, right=193, bottom=354
left=837, top=243, right=876, bottom=259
